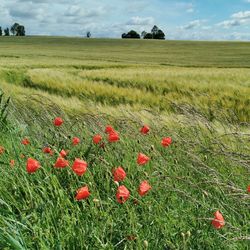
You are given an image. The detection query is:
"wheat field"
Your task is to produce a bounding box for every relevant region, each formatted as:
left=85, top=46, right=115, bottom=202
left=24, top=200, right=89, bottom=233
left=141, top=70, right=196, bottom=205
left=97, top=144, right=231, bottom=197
left=0, top=37, right=249, bottom=249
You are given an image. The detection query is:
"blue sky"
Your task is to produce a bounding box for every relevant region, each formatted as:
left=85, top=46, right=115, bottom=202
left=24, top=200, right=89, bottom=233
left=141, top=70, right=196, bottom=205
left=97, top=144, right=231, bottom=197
left=0, top=0, right=250, bottom=40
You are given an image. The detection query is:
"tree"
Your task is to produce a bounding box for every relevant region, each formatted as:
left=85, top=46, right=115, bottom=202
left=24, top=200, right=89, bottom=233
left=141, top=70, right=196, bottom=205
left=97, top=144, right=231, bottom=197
left=121, top=33, right=127, bottom=39
left=10, top=23, right=26, bottom=36
left=4, top=28, right=10, bottom=36
left=121, top=30, right=140, bottom=39
left=86, top=31, right=91, bottom=38
left=154, top=29, right=165, bottom=40
left=16, top=25, right=25, bottom=36
left=0, top=27, right=2, bottom=36
left=144, top=33, right=153, bottom=39
left=151, top=25, right=159, bottom=38
left=11, top=23, right=19, bottom=36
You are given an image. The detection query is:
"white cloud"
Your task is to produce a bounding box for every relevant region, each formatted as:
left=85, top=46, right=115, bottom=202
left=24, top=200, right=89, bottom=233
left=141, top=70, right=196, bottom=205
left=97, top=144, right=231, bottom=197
left=217, top=10, right=250, bottom=28
left=231, top=10, right=250, bottom=19
left=182, top=20, right=205, bottom=30
left=126, top=16, right=154, bottom=26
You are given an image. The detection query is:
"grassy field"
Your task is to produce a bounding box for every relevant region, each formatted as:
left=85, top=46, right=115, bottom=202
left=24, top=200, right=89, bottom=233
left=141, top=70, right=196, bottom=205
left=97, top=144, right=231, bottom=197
left=0, top=37, right=249, bottom=249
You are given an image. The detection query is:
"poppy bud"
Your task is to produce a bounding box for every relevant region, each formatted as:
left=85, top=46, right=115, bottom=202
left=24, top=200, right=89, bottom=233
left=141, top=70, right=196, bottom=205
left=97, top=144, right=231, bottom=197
left=138, top=180, right=152, bottom=196
left=60, top=149, right=68, bottom=158
left=54, top=117, right=63, bottom=126
left=116, top=185, right=130, bottom=204
left=72, top=158, right=88, bottom=176
left=10, top=159, right=15, bottom=167
left=105, top=125, right=115, bottom=134
left=93, top=134, right=102, bottom=144
left=26, top=158, right=40, bottom=173
left=108, top=131, right=119, bottom=142
left=0, top=146, right=5, bottom=155
left=21, top=138, right=30, bottom=145
left=211, top=211, right=225, bottom=229
left=75, top=186, right=90, bottom=200
left=113, top=167, right=126, bottom=182
left=140, top=125, right=150, bottom=135
left=161, top=137, right=172, bottom=147
left=54, top=157, right=69, bottom=168
left=137, top=153, right=150, bottom=165
left=43, top=147, right=53, bottom=155
left=72, top=137, right=80, bottom=145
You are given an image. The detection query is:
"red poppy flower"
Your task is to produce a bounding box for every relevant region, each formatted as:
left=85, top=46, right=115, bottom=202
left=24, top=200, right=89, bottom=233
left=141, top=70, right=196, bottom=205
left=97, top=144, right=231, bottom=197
left=75, top=186, right=90, bottom=200
left=10, top=159, right=15, bottom=167
left=116, top=185, right=130, bottom=204
left=137, top=153, right=150, bottom=165
left=72, top=158, right=88, bottom=176
left=72, top=137, right=80, bottom=145
left=247, top=185, right=250, bottom=193
left=108, top=131, right=120, bottom=142
left=43, top=147, right=53, bottom=155
left=93, top=134, right=102, bottom=144
left=54, top=117, right=63, bottom=126
left=138, top=180, right=152, bottom=196
left=60, top=149, right=68, bottom=158
left=211, top=211, right=225, bottom=229
left=140, top=125, right=150, bottom=135
left=105, top=125, right=115, bottom=134
left=21, top=138, right=30, bottom=145
left=26, top=158, right=40, bottom=173
left=0, top=146, right=5, bottom=155
left=161, top=137, right=172, bottom=147
left=54, top=157, right=69, bottom=168
left=113, top=167, right=126, bottom=182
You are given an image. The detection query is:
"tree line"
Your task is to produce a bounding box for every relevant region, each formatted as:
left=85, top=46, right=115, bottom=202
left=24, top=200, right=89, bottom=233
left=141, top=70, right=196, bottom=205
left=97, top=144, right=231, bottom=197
left=0, top=23, right=26, bottom=36
left=122, top=25, right=165, bottom=40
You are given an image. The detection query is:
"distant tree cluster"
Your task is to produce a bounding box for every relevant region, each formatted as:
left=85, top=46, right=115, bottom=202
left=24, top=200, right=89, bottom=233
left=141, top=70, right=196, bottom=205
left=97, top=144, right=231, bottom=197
left=0, top=23, right=25, bottom=36
left=122, top=30, right=140, bottom=39
left=122, top=25, right=165, bottom=40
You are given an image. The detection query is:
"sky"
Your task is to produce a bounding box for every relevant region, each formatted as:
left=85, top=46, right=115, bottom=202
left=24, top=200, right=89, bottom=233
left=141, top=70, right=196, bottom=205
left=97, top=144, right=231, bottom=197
left=0, top=0, right=250, bottom=40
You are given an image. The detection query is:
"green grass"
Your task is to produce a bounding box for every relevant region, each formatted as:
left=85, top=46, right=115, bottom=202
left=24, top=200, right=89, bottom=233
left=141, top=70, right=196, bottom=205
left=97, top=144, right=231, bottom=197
left=0, top=37, right=249, bottom=249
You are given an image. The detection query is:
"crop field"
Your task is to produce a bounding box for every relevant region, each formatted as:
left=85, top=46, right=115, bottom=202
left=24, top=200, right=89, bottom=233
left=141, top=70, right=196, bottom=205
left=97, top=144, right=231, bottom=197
left=0, top=37, right=249, bottom=249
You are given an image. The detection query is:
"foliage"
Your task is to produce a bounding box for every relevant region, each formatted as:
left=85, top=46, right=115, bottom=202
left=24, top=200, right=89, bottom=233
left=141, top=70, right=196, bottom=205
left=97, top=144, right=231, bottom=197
left=4, top=28, right=9, bottom=36
left=10, top=23, right=25, bottom=36
left=122, top=30, right=140, bottom=39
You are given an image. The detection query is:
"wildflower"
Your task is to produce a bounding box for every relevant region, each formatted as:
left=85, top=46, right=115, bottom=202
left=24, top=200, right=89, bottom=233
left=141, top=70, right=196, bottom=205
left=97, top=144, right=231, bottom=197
left=26, top=158, right=40, bottom=173
left=54, top=117, right=63, bottom=126
left=54, top=157, right=69, bottom=168
left=21, top=138, right=30, bottom=145
left=138, top=180, right=152, bottom=196
left=211, top=211, right=225, bottom=229
left=116, top=185, right=130, bottom=204
left=247, top=185, right=250, bottom=193
left=140, top=125, right=150, bottom=135
left=10, top=159, right=15, bottom=167
left=161, top=137, right=172, bottom=147
left=60, top=149, right=68, bottom=158
left=93, top=134, right=102, bottom=144
left=108, top=131, right=119, bottom=142
left=72, top=137, right=80, bottom=145
left=105, top=125, right=115, bottom=134
left=113, top=167, right=126, bottom=182
left=72, top=158, right=88, bottom=176
left=43, top=147, right=53, bottom=155
left=137, top=153, right=150, bottom=165
left=0, top=146, right=5, bottom=155
left=75, top=186, right=90, bottom=200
